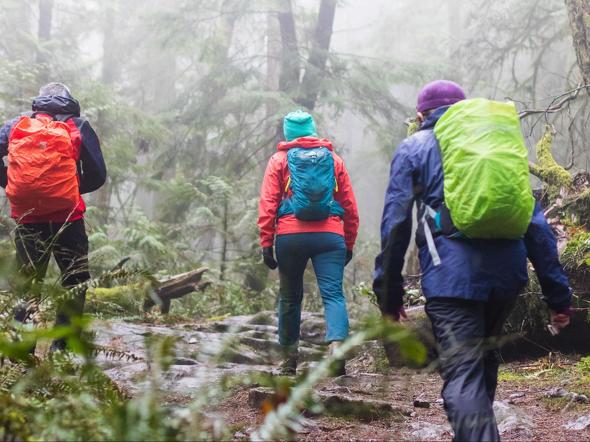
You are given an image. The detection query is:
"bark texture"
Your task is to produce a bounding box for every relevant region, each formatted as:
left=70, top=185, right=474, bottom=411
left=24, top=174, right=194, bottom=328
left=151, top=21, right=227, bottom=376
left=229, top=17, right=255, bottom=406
left=565, top=0, right=590, bottom=84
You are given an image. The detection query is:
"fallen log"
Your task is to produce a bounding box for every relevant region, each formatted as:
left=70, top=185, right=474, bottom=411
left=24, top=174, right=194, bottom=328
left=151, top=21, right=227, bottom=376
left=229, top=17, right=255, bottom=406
left=143, top=267, right=210, bottom=314
left=87, top=267, right=210, bottom=315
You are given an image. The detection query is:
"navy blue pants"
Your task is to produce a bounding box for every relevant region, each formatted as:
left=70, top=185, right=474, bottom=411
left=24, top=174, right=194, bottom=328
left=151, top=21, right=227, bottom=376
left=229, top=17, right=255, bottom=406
left=426, top=296, right=516, bottom=442
left=275, top=232, right=349, bottom=346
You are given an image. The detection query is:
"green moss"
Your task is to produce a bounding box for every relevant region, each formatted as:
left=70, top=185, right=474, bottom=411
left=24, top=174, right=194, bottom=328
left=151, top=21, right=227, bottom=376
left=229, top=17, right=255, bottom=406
left=86, top=284, right=148, bottom=315
left=566, top=189, right=590, bottom=228
left=497, top=368, right=528, bottom=383
left=561, top=232, right=590, bottom=270
left=407, top=120, right=420, bottom=136
left=576, top=356, right=590, bottom=374
left=530, top=125, right=573, bottom=191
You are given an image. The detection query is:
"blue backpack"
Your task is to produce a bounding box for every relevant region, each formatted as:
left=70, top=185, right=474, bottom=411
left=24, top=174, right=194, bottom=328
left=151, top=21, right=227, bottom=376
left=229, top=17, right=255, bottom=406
left=278, top=147, right=344, bottom=221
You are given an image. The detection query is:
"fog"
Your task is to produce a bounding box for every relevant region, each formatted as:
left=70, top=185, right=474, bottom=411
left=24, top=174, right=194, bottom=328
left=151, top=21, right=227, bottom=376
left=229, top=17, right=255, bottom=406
left=0, top=0, right=587, bottom=283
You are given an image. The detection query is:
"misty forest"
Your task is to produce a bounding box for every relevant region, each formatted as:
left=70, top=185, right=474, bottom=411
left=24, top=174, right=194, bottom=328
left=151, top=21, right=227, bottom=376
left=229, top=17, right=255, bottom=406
left=0, top=0, right=590, bottom=441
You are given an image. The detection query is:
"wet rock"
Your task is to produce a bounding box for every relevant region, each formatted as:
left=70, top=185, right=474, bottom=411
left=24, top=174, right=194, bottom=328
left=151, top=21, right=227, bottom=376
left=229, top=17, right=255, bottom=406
left=564, top=414, right=590, bottom=430
left=318, top=392, right=411, bottom=422
left=248, top=387, right=411, bottom=422
left=493, top=400, right=533, bottom=437
left=300, top=316, right=326, bottom=344
left=247, top=311, right=276, bottom=326
left=173, top=357, right=199, bottom=365
left=217, top=346, right=267, bottom=365
left=545, top=387, right=589, bottom=403
left=238, top=336, right=282, bottom=354
left=408, top=421, right=452, bottom=440
left=248, top=387, right=275, bottom=409
left=92, top=313, right=331, bottom=403
left=298, top=345, right=326, bottom=362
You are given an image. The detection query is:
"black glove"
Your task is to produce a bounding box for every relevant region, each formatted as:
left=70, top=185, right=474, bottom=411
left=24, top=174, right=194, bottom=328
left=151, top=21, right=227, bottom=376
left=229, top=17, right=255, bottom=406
left=345, top=249, right=353, bottom=266
left=262, top=247, right=278, bottom=270
left=373, top=279, right=405, bottom=317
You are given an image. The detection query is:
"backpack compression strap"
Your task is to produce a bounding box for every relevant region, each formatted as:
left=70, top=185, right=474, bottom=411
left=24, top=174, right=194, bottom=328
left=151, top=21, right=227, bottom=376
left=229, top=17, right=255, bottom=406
left=421, top=204, right=442, bottom=267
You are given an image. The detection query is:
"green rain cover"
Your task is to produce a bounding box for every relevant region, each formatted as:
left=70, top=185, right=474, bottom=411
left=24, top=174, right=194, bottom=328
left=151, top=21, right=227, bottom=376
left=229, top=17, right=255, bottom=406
left=433, top=98, right=535, bottom=239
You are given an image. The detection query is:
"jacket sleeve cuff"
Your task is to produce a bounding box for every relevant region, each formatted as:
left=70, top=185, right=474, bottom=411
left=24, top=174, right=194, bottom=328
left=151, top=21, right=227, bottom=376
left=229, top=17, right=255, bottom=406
left=547, top=303, right=572, bottom=316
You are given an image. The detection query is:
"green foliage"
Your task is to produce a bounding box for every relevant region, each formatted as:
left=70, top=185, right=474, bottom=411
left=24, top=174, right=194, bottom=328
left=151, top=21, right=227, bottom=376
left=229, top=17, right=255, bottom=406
left=562, top=231, right=590, bottom=269
left=86, top=285, right=148, bottom=316
left=577, top=356, right=590, bottom=374
left=170, top=280, right=275, bottom=318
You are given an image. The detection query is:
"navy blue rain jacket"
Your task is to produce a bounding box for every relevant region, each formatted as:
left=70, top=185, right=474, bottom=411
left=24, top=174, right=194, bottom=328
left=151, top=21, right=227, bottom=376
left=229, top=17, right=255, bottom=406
left=373, top=106, right=571, bottom=313
left=0, top=95, right=106, bottom=194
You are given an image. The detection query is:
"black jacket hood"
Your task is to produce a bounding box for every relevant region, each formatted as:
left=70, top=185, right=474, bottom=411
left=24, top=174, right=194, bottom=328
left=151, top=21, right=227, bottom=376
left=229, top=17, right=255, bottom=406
left=32, top=95, right=81, bottom=118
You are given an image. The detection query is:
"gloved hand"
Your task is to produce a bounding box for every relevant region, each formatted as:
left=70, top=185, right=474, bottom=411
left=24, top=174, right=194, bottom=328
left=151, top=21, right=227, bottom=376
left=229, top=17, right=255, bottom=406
left=373, top=280, right=406, bottom=321
left=345, top=249, right=353, bottom=266
left=262, top=247, right=278, bottom=270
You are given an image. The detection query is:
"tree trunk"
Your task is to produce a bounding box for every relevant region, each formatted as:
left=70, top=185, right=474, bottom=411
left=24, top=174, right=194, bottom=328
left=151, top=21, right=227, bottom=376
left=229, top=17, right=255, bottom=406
left=267, top=11, right=281, bottom=92
left=220, top=197, right=229, bottom=281
left=277, top=0, right=300, bottom=96
left=36, top=0, right=54, bottom=82
left=565, top=0, right=590, bottom=84
left=94, top=1, right=120, bottom=223
left=297, top=0, right=337, bottom=110
left=101, top=2, right=119, bottom=86
left=447, top=0, right=463, bottom=83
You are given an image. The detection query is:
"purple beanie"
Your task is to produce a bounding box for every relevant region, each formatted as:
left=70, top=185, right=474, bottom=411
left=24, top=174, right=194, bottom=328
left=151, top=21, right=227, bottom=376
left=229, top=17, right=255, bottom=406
left=416, top=80, right=466, bottom=113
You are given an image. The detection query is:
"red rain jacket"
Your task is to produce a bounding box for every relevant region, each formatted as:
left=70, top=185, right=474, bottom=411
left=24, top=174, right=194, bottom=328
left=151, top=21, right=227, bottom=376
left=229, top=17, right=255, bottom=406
left=258, top=137, right=359, bottom=250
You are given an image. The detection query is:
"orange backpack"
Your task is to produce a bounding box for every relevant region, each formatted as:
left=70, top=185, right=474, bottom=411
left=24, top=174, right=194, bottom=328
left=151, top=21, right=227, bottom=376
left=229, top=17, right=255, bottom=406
left=6, top=115, right=80, bottom=218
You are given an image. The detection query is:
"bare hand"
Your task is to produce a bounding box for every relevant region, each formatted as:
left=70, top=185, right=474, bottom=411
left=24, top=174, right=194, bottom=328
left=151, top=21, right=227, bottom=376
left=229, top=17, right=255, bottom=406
left=549, top=309, right=570, bottom=332
left=395, top=306, right=408, bottom=322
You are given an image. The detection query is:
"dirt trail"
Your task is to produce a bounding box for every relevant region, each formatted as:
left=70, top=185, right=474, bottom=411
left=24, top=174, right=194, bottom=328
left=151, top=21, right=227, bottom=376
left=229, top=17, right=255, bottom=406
left=93, top=313, right=590, bottom=441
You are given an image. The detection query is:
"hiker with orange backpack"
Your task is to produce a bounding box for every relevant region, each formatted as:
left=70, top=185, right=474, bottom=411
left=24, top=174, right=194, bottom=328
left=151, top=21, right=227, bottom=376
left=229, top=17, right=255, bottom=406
left=0, top=83, right=106, bottom=352
left=258, top=110, right=359, bottom=376
left=374, top=80, right=572, bottom=441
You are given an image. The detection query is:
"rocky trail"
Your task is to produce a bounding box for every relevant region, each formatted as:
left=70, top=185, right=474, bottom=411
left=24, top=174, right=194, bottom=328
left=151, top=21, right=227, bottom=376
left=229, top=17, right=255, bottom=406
left=93, top=312, right=590, bottom=441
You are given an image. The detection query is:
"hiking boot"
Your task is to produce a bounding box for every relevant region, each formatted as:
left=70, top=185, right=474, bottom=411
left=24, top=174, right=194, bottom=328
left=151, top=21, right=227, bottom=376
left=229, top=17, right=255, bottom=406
left=276, top=345, right=298, bottom=376
left=328, top=341, right=346, bottom=377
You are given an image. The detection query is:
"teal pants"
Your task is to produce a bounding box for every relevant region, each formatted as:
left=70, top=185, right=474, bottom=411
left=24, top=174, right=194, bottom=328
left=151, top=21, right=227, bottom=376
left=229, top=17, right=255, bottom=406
left=275, top=232, right=349, bottom=346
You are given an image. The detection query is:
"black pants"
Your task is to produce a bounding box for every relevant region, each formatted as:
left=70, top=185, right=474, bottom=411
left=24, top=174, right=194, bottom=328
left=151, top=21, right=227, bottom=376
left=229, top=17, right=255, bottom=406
left=425, top=296, right=516, bottom=442
left=14, top=219, right=90, bottom=330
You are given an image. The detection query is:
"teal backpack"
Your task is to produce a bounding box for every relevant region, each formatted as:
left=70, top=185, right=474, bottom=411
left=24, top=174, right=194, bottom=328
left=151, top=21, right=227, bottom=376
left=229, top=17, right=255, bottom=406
left=278, top=147, right=344, bottom=221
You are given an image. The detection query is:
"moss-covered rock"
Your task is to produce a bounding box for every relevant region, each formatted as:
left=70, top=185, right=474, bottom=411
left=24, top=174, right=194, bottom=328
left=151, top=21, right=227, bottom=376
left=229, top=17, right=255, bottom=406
left=86, top=284, right=149, bottom=315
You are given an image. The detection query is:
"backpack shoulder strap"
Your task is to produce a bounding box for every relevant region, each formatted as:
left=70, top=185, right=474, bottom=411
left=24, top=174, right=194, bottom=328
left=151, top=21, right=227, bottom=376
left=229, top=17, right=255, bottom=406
left=29, top=112, right=72, bottom=122
left=53, top=114, right=72, bottom=122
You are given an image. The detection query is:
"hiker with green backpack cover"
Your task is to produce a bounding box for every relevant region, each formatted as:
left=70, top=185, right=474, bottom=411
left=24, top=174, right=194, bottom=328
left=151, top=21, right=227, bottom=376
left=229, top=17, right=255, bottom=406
left=258, top=110, right=359, bottom=376
left=374, top=80, right=572, bottom=441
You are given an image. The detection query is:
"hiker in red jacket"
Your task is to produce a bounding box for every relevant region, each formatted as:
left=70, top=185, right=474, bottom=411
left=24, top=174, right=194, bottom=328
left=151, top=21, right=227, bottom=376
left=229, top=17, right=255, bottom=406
left=258, top=110, right=359, bottom=375
left=0, top=82, right=106, bottom=353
